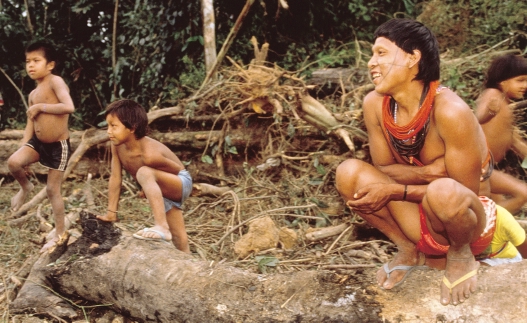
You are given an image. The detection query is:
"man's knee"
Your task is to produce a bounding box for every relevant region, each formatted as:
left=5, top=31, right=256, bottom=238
left=335, top=159, right=367, bottom=181
left=335, top=159, right=365, bottom=193
left=426, top=178, right=471, bottom=219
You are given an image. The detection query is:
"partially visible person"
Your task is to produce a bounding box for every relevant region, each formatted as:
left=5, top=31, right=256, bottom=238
left=7, top=41, right=75, bottom=253
left=475, top=53, right=527, bottom=215
left=97, top=99, right=192, bottom=253
left=477, top=203, right=527, bottom=266
left=335, top=18, right=496, bottom=306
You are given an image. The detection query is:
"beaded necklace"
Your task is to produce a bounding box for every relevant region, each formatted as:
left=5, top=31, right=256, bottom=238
left=382, top=80, right=439, bottom=165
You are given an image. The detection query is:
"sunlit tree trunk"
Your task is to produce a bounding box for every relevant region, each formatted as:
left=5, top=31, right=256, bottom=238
left=201, top=0, right=217, bottom=76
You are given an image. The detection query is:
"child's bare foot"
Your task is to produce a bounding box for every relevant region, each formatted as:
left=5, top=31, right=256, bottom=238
left=11, top=183, right=34, bottom=211
left=440, top=251, right=479, bottom=306
left=40, top=236, right=59, bottom=254
left=96, top=212, right=119, bottom=222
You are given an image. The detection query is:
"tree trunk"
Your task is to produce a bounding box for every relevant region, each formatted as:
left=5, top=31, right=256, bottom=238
left=9, top=210, right=527, bottom=322
left=201, top=0, right=217, bottom=74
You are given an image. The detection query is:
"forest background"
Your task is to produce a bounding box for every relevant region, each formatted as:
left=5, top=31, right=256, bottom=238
left=1, top=0, right=526, bottom=131
left=1, top=0, right=527, bottom=321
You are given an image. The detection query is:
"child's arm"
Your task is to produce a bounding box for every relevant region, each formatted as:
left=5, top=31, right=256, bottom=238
left=475, top=90, right=502, bottom=124
left=26, top=76, right=74, bottom=120
left=21, top=95, right=36, bottom=144
left=20, top=118, right=35, bottom=145
left=102, top=145, right=123, bottom=221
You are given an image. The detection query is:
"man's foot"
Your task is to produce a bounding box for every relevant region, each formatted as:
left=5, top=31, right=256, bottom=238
left=440, top=256, right=479, bottom=306
left=133, top=227, right=172, bottom=243
left=11, top=183, right=34, bottom=212
left=377, top=251, right=423, bottom=289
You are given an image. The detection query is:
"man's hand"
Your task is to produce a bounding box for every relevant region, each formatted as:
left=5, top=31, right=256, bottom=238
left=346, top=183, right=395, bottom=214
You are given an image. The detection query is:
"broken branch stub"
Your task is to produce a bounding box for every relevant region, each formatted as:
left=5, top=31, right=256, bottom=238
left=298, top=94, right=356, bottom=152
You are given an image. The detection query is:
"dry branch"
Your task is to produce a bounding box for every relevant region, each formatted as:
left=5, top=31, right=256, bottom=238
left=305, top=223, right=349, bottom=242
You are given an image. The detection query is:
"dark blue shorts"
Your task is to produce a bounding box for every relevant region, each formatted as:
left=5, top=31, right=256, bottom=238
left=25, top=136, right=71, bottom=171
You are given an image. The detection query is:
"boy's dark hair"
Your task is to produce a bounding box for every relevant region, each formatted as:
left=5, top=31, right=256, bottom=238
left=105, top=99, right=149, bottom=139
left=25, top=41, right=58, bottom=64
left=374, top=18, right=440, bottom=84
left=484, top=54, right=527, bottom=89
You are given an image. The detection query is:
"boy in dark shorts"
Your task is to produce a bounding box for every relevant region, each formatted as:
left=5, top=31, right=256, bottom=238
left=97, top=99, right=192, bottom=253
left=7, top=41, right=75, bottom=253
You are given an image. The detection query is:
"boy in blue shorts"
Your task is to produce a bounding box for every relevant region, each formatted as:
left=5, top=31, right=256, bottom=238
left=7, top=41, right=75, bottom=253
left=97, top=99, right=192, bottom=253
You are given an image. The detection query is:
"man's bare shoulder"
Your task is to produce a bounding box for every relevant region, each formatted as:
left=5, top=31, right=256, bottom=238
left=363, top=90, right=384, bottom=111
left=433, top=88, right=472, bottom=119
left=432, top=89, right=483, bottom=142
left=363, top=90, right=384, bottom=103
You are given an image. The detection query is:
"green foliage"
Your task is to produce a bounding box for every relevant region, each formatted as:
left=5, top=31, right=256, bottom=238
left=1, top=0, right=525, bottom=131
left=255, top=255, right=279, bottom=274
left=419, top=0, right=527, bottom=104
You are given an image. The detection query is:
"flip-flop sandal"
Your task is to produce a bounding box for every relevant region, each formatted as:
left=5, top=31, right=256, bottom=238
left=133, top=228, right=171, bottom=244
left=382, top=263, right=416, bottom=288
left=442, top=268, right=478, bottom=294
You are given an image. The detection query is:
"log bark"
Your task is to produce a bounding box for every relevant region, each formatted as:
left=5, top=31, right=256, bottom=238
left=9, top=210, right=527, bottom=322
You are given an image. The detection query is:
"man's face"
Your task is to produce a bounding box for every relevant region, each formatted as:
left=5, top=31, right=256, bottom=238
left=368, top=37, right=413, bottom=94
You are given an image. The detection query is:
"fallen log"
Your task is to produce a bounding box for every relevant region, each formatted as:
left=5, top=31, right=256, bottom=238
left=9, top=210, right=527, bottom=322
left=9, top=210, right=380, bottom=322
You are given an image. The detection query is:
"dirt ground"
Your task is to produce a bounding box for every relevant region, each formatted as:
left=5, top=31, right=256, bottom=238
left=0, top=161, right=393, bottom=322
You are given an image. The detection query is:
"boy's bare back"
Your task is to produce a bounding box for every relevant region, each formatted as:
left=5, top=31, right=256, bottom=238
left=28, top=74, right=72, bottom=143
left=115, top=136, right=184, bottom=181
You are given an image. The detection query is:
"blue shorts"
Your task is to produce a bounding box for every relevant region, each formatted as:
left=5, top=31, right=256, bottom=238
left=25, top=136, right=71, bottom=171
left=163, top=169, right=192, bottom=212
left=479, top=252, right=522, bottom=266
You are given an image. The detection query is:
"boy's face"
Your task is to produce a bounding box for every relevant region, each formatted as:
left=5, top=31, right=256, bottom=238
left=500, top=75, right=527, bottom=101
left=106, top=113, right=135, bottom=146
left=26, top=50, right=54, bottom=80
